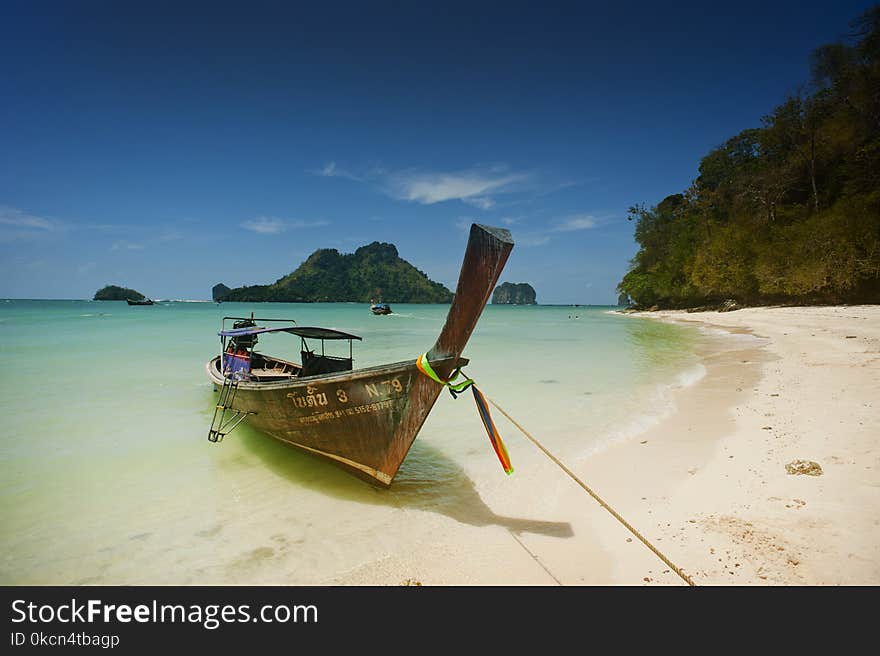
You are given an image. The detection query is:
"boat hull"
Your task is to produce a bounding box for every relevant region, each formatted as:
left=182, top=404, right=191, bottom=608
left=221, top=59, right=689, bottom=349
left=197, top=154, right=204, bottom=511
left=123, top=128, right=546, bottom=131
left=207, top=355, right=464, bottom=486
left=205, top=222, right=513, bottom=486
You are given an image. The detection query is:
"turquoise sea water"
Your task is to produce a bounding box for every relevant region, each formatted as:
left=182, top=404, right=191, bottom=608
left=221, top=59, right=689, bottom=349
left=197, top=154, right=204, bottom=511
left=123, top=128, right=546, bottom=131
left=0, top=300, right=702, bottom=584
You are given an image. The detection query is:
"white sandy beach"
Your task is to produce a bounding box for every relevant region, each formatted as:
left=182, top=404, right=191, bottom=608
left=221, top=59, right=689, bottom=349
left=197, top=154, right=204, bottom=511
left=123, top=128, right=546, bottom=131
left=335, top=305, right=880, bottom=585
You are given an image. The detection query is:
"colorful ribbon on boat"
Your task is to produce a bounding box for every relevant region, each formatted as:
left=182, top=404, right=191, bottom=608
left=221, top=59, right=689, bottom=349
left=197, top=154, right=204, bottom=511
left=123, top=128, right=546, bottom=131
left=415, top=353, right=474, bottom=394
left=415, top=353, right=513, bottom=475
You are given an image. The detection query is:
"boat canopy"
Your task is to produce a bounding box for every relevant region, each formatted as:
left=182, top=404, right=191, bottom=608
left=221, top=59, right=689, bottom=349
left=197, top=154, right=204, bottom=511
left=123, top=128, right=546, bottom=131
left=219, top=325, right=362, bottom=341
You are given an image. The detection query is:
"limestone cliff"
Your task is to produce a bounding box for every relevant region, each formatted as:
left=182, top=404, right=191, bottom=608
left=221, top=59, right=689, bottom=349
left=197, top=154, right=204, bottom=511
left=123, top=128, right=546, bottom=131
left=492, top=282, right=536, bottom=305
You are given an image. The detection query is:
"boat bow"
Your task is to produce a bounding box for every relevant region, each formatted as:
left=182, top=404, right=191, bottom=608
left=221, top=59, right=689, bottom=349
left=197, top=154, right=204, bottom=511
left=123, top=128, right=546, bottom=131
left=427, top=223, right=514, bottom=372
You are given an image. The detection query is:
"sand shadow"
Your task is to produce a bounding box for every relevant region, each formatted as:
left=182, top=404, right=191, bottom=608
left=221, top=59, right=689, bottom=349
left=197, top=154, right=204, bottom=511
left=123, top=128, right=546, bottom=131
left=235, top=424, right=573, bottom=539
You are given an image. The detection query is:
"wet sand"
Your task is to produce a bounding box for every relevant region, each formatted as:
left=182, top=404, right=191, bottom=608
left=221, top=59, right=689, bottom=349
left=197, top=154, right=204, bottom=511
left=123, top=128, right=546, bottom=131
left=334, top=305, right=880, bottom=585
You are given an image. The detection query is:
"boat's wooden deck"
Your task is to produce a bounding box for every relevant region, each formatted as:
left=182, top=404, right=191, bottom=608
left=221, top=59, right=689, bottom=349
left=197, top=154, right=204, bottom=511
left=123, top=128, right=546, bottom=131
left=249, top=367, right=298, bottom=380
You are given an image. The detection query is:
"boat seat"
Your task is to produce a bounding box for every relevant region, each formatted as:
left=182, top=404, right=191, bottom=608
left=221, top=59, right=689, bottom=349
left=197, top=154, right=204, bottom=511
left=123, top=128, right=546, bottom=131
left=249, top=368, right=296, bottom=380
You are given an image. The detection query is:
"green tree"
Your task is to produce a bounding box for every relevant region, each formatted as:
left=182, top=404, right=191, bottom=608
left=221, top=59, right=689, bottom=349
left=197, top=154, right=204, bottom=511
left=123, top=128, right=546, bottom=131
left=618, top=6, right=880, bottom=308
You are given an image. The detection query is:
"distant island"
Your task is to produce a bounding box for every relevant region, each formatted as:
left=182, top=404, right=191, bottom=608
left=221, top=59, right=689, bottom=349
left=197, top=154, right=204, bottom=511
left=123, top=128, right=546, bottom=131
left=492, top=282, right=537, bottom=304
left=618, top=7, right=880, bottom=309
left=94, top=285, right=146, bottom=301
left=217, top=241, right=453, bottom=303
left=212, top=283, right=231, bottom=302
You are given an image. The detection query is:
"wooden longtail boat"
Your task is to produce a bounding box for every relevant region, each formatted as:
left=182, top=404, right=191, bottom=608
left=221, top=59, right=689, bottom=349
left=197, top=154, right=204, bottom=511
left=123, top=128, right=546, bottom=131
left=206, top=223, right=513, bottom=486
left=126, top=298, right=154, bottom=305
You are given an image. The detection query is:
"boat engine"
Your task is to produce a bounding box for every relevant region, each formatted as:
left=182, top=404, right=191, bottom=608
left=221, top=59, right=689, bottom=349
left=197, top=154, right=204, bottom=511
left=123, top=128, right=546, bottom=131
left=231, top=317, right=258, bottom=349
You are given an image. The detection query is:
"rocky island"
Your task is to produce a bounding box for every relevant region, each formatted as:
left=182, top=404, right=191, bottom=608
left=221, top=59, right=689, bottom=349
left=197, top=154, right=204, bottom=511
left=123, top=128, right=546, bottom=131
left=93, top=285, right=146, bottom=301
left=492, top=282, right=536, bottom=305
left=217, top=241, right=453, bottom=303
left=212, top=283, right=231, bottom=302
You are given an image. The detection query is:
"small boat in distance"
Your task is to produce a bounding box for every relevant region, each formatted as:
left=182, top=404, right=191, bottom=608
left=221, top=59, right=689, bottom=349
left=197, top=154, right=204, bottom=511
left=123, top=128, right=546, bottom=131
left=370, top=302, right=392, bottom=315
left=126, top=298, right=154, bottom=305
left=206, top=223, right=514, bottom=486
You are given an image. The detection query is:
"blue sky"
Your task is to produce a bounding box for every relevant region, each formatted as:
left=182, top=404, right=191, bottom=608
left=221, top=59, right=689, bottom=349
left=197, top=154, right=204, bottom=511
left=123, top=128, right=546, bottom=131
left=1, top=0, right=874, bottom=303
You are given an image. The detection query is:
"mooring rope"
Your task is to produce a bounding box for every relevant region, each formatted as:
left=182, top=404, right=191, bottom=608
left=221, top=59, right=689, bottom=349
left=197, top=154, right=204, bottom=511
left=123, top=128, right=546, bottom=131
left=508, top=529, right=563, bottom=585
left=485, top=396, right=696, bottom=587
left=414, top=354, right=696, bottom=586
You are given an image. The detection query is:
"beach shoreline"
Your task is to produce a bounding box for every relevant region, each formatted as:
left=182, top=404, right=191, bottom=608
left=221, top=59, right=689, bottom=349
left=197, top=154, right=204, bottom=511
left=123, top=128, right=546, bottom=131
left=577, top=304, right=880, bottom=585
left=335, top=305, right=880, bottom=585
left=5, top=302, right=874, bottom=586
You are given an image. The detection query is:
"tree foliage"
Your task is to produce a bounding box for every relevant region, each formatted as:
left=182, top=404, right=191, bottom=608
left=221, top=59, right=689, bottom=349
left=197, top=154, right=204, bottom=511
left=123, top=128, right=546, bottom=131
left=619, top=7, right=880, bottom=307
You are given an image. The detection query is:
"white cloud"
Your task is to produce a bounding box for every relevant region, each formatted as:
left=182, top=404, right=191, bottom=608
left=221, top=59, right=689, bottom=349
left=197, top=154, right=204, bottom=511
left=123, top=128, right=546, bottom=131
left=240, top=216, right=329, bottom=235
left=111, top=240, right=143, bottom=251
left=552, top=215, right=596, bottom=232
left=290, top=219, right=329, bottom=230
left=0, top=207, right=53, bottom=230
left=313, top=161, right=362, bottom=181
left=463, top=196, right=496, bottom=210
left=504, top=213, right=598, bottom=247
left=517, top=234, right=551, bottom=247
left=241, top=217, right=285, bottom=234
left=388, top=168, right=526, bottom=205
left=0, top=206, right=59, bottom=241
left=310, top=161, right=537, bottom=208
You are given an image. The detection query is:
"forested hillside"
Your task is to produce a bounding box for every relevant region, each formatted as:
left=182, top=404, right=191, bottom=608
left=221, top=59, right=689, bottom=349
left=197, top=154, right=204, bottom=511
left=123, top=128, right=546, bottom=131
left=619, top=7, right=880, bottom=308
